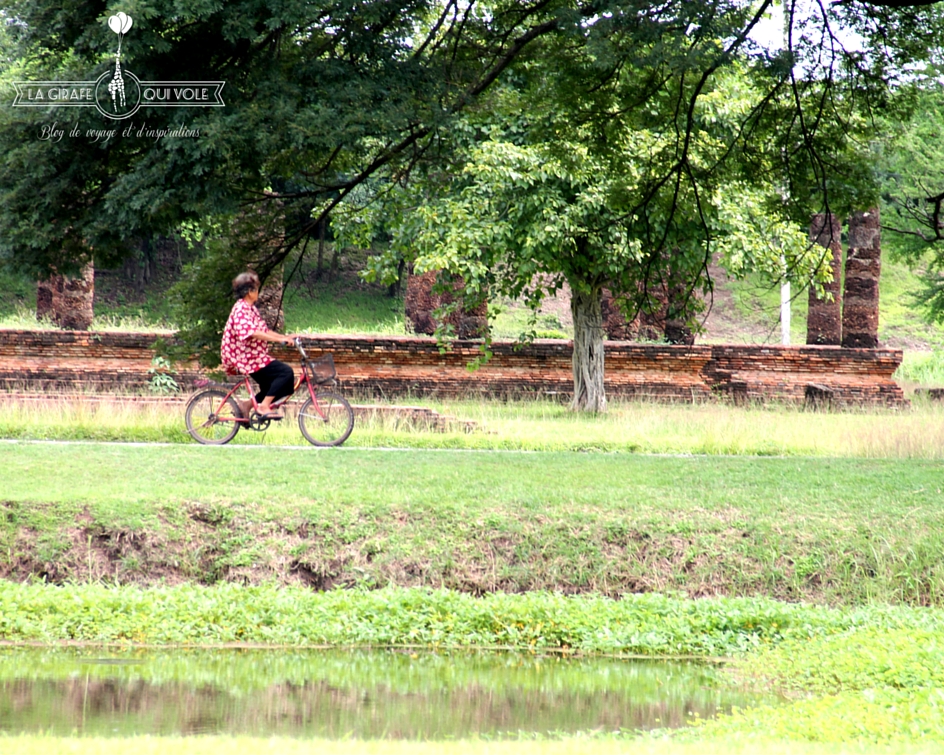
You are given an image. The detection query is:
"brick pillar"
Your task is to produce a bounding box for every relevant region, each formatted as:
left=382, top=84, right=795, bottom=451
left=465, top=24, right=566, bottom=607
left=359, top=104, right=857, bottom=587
left=256, top=267, right=285, bottom=332
left=806, top=213, right=843, bottom=345
left=36, top=275, right=63, bottom=322
left=842, top=208, right=881, bottom=348
left=405, top=270, right=487, bottom=338
left=405, top=270, right=438, bottom=335
left=57, top=262, right=95, bottom=330
left=601, top=288, right=639, bottom=341
left=665, top=282, right=695, bottom=345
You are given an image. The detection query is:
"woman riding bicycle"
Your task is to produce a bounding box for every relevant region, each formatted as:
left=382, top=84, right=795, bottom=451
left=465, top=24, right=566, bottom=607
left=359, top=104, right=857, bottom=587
left=221, top=271, right=295, bottom=420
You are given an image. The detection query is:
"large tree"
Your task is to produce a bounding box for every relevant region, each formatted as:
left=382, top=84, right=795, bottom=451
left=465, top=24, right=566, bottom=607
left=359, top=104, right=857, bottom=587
left=339, top=75, right=825, bottom=411
left=337, top=0, right=943, bottom=410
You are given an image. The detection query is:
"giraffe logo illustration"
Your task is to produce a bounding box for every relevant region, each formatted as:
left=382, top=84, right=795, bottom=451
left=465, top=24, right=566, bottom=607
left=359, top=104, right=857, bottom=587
left=12, top=13, right=225, bottom=123
left=107, top=13, right=132, bottom=110
left=92, top=12, right=141, bottom=119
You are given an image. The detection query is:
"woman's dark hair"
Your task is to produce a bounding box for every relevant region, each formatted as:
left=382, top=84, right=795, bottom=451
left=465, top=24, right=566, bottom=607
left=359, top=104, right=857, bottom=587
left=232, top=271, right=260, bottom=300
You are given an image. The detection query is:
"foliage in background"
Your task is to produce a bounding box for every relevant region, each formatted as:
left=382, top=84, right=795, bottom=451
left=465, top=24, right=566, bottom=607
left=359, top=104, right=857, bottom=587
left=879, top=87, right=944, bottom=322
left=146, top=356, right=179, bottom=394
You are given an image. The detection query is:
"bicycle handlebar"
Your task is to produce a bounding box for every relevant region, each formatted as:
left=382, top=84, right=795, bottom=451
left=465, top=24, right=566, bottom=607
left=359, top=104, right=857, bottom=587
left=293, top=337, right=309, bottom=361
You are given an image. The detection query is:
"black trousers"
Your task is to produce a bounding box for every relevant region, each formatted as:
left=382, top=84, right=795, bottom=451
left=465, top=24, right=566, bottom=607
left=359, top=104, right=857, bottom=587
left=250, top=360, right=295, bottom=403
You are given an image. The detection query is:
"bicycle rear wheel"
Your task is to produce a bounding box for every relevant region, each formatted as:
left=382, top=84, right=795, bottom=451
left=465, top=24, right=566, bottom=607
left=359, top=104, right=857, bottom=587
left=185, top=388, right=241, bottom=445
left=298, top=390, right=354, bottom=447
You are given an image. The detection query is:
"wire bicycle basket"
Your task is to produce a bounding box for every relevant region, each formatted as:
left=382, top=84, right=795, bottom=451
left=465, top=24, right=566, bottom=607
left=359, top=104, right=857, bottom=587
left=307, top=354, right=337, bottom=384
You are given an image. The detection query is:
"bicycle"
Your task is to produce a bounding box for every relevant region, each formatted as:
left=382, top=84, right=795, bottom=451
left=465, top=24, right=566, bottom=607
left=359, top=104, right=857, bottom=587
left=185, top=338, right=355, bottom=447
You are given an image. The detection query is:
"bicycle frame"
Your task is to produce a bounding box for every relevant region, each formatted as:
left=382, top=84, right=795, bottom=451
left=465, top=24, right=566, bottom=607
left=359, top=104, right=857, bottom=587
left=207, top=342, right=332, bottom=425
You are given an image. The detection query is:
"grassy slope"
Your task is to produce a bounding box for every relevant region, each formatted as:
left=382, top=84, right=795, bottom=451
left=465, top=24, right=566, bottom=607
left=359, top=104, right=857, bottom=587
left=2, top=443, right=943, bottom=604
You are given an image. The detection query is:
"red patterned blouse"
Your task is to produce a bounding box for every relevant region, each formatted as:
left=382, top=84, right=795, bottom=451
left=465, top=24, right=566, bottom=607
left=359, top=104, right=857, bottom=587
left=221, top=299, right=273, bottom=375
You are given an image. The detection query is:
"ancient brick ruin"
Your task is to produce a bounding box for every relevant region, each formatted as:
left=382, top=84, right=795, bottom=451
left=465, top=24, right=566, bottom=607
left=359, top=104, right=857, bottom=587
left=600, top=285, right=681, bottom=342
left=0, top=329, right=906, bottom=407
left=35, top=262, right=95, bottom=330
left=806, top=213, right=843, bottom=345
left=405, top=270, right=487, bottom=338
left=600, top=289, right=640, bottom=341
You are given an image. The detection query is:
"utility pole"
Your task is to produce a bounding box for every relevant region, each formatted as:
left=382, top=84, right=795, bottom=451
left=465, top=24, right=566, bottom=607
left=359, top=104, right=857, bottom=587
left=780, top=258, right=791, bottom=345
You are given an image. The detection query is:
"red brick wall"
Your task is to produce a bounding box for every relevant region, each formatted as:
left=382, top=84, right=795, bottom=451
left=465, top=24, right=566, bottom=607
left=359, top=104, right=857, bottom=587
left=0, top=329, right=905, bottom=406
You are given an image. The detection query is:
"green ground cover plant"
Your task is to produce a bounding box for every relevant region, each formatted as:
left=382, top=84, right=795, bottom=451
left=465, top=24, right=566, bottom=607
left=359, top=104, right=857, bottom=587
left=0, top=583, right=872, bottom=650
left=687, top=628, right=944, bottom=745
left=1, top=582, right=944, bottom=654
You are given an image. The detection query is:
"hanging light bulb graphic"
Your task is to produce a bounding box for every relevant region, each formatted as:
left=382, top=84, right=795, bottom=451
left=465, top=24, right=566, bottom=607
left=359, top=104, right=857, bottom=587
left=107, top=13, right=132, bottom=111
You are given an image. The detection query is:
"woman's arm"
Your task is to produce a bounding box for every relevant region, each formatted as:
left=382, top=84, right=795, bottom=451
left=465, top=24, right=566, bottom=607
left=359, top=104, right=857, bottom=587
left=251, top=330, right=294, bottom=345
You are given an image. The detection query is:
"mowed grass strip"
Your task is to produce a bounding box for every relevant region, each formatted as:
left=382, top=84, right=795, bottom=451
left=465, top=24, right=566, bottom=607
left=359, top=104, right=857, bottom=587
left=2, top=444, right=943, bottom=603
left=7, top=735, right=941, bottom=755
left=2, top=396, right=944, bottom=458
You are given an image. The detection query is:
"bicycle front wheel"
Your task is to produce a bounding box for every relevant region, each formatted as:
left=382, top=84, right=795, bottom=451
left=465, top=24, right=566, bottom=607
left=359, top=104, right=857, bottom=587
left=298, top=391, right=354, bottom=447
left=185, top=388, right=241, bottom=445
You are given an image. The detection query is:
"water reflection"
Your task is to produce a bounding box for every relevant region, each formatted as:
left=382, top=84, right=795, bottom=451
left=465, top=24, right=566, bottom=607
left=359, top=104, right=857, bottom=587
left=0, top=649, right=770, bottom=738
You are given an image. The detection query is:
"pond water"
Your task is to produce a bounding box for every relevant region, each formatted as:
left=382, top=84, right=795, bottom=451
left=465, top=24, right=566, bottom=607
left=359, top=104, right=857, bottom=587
left=0, top=648, right=773, bottom=738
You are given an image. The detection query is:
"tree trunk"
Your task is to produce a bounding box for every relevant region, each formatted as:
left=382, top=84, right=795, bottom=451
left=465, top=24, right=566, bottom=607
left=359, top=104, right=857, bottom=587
left=570, top=286, right=606, bottom=412
left=256, top=266, right=285, bottom=331
left=387, top=257, right=406, bottom=298
left=664, top=282, right=695, bottom=345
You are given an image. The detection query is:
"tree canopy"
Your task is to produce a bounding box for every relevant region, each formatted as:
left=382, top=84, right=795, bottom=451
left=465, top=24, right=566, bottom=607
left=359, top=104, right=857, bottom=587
left=3, top=0, right=942, bottom=272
